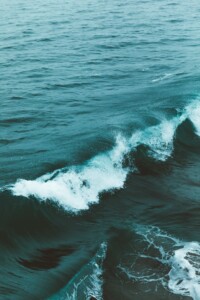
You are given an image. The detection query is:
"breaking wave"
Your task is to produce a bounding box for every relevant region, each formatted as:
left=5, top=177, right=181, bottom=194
left=119, top=226, right=200, bottom=300
left=49, top=242, right=107, bottom=300
left=7, top=100, right=200, bottom=212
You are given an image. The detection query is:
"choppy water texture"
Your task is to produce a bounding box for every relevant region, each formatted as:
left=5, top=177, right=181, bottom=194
left=1, top=0, right=200, bottom=299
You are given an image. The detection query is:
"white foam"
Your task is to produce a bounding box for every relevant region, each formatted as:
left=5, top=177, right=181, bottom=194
left=11, top=135, right=129, bottom=212
left=185, top=101, right=200, bottom=136
left=130, top=118, right=179, bottom=161
left=84, top=242, right=107, bottom=300
left=120, top=225, right=200, bottom=300
left=169, top=242, right=200, bottom=300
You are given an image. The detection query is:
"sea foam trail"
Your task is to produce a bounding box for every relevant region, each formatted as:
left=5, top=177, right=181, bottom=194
left=8, top=100, right=200, bottom=211
left=49, top=242, right=107, bottom=300
left=119, top=226, right=200, bottom=300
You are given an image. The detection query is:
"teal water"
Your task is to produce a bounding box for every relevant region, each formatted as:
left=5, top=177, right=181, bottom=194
left=1, top=0, right=200, bottom=299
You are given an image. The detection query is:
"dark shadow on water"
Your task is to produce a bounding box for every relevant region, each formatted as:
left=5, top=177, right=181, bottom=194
left=18, top=245, right=76, bottom=270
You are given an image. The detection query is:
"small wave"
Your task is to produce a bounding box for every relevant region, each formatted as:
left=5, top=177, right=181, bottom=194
left=0, top=117, right=36, bottom=125
left=49, top=242, right=107, bottom=300
left=7, top=100, right=200, bottom=212
left=0, top=137, right=25, bottom=145
left=152, top=73, right=174, bottom=83
left=43, top=82, right=91, bottom=90
left=119, top=225, right=200, bottom=300
left=10, top=95, right=25, bottom=100
left=169, top=242, right=200, bottom=300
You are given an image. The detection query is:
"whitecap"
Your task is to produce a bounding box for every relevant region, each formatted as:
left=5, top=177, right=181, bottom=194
left=10, top=135, right=130, bottom=212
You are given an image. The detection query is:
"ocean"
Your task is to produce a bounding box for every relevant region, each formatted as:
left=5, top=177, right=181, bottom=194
left=1, top=0, right=200, bottom=299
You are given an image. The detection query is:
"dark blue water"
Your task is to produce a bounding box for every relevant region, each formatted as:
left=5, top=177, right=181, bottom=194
left=1, top=0, right=200, bottom=299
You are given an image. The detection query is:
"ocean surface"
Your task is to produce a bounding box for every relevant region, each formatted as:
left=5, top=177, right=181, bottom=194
left=1, top=0, right=200, bottom=299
